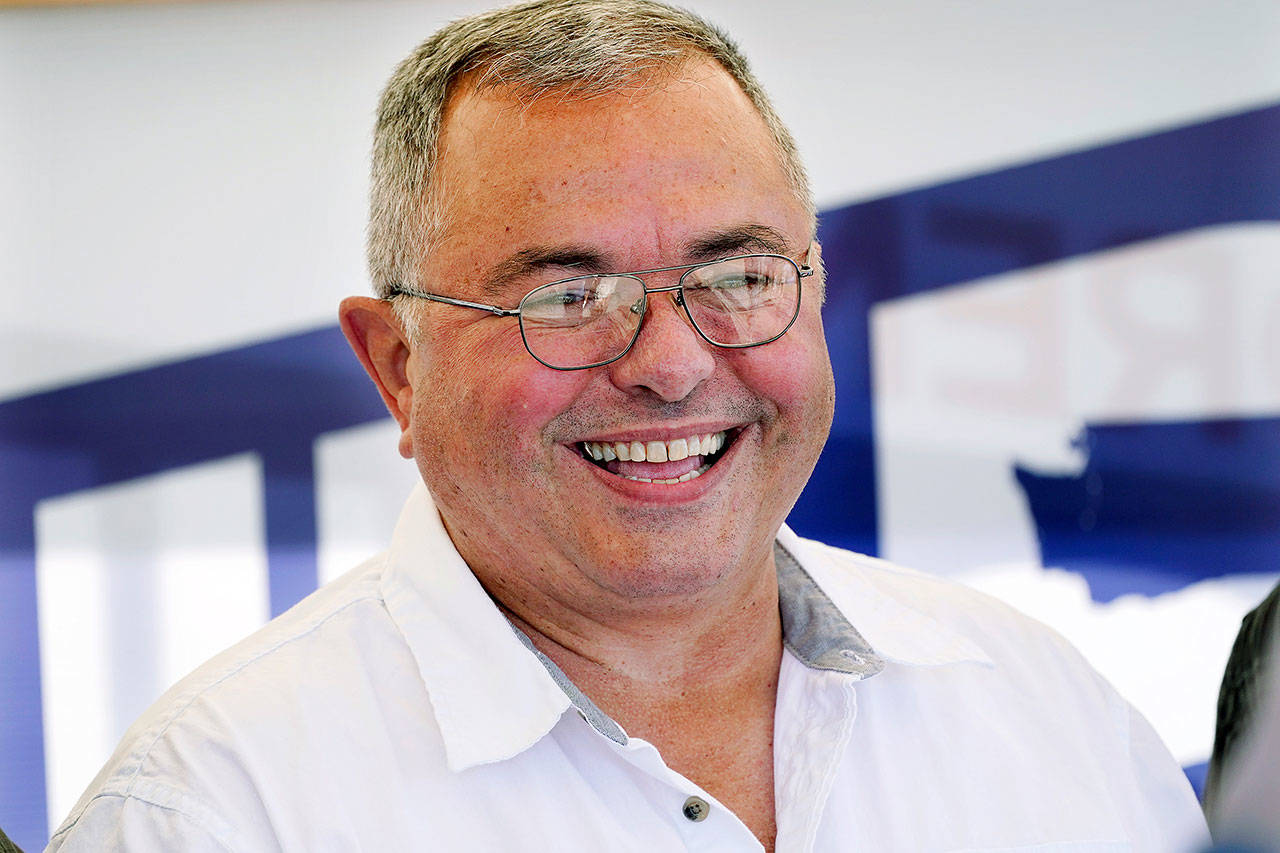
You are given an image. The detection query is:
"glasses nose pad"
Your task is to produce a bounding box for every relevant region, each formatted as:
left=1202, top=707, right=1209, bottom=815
left=628, top=295, right=646, bottom=315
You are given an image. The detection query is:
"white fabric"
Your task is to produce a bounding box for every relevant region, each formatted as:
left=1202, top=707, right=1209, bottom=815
left=48, top=484, right=1209, bottom=852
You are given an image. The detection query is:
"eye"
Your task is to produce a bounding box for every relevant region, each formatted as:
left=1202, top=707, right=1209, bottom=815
left=704, top=271, right=775, bottom=291
left=524, top=279, right=588, bottom=306
left=520, top=277, right=609, bottom=326
left=552, top=286, right=597, bottom=306
left=686, top=271, right=779, bottom=306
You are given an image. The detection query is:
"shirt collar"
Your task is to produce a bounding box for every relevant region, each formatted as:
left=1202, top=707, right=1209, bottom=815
left=381, top=485, right=991, bottom=772
left=379, top=483, right=575, bottom=772
left=775, top=524, right=995, bottom=670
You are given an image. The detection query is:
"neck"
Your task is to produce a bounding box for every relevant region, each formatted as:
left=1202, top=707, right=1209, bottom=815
left=489, top=546, right=783, bottom=708
left=489, top=548, right=784, bottom=852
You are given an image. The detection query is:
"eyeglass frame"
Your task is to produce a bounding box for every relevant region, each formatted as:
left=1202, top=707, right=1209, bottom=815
left=387, top=251, right=815, bottom=371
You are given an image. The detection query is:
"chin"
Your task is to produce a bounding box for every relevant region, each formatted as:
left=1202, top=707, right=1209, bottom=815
left=581, top=535, right=759, bottom=602
left=604, top=564, right=727, bottom=599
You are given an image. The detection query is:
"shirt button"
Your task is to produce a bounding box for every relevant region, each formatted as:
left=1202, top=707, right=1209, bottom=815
left=682, top=795, right=710, bottom=822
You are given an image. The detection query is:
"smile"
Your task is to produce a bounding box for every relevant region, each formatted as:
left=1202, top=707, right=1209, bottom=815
left=578, top=431, right=731, bottom=484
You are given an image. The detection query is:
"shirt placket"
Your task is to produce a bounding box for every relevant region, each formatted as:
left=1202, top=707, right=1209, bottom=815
left=603, top=731, right=768, bottom=852
left=773, top=653, right=861, bottom=853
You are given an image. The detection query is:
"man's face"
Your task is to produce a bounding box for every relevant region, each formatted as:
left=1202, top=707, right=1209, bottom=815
left=402, top=58, right=834, bottom=612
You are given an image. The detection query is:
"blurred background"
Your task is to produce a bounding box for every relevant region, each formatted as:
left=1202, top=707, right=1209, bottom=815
left=3, top=0, right=1279, bottom=849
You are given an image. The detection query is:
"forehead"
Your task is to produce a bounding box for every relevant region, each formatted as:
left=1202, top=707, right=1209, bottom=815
left=427, top=58, right=806, bottom=279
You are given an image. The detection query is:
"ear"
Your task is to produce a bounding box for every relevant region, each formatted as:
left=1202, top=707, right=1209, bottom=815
left=339, top=296, right=416, bottom=458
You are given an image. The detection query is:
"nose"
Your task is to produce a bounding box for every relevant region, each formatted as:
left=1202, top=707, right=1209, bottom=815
left=607, top=290, right=716, bottom=402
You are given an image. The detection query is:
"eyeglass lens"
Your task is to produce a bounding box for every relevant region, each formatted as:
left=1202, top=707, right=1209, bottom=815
left=516, top=254, right=801, bottom=369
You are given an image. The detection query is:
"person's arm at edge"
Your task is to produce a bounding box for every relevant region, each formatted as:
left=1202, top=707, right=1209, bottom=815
left=45, top=793, right=233, bottom=853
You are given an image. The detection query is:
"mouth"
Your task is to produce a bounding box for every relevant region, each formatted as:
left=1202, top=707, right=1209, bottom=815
left=577, top=429, right=736, bottom=484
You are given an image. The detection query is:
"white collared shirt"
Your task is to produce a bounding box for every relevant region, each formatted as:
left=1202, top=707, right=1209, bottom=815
left=49, top=485, right=1208, bottom=852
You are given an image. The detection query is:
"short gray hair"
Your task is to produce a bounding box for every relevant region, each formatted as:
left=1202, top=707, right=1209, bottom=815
left=367, top=0, right=813, bottom=301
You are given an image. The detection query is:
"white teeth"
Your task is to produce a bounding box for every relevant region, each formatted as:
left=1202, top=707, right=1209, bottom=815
left=582, top=431, right=729, bottom=480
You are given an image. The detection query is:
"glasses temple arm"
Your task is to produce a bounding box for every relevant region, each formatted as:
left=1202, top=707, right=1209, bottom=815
left=390, top=287, right=520, bottom=317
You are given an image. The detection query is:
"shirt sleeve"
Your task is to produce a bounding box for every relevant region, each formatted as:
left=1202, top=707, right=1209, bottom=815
left=46, top=793, right=236, bottom=853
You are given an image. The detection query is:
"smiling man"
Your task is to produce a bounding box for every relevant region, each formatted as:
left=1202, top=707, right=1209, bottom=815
left=49, top=1, right=1208, bottom=851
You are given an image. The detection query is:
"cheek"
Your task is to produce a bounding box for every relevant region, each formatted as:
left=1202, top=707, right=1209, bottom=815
left=414, top=317, right=548, bottom=427
left=428, top=313, right=530, bottom=372
left=736, top=325, right=835, bottom=439
left=413, top=338, right=590, bottom=464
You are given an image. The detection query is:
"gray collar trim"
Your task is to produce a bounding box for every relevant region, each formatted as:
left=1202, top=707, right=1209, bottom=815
left=507, top=540, right=884, bottom=746
left=775, top=542, right=884, bottom=678
left=508, top=625, right=629, bottom=745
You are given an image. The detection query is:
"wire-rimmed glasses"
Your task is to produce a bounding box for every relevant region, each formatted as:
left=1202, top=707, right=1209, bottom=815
left=388, top=252, right=812, bottom=370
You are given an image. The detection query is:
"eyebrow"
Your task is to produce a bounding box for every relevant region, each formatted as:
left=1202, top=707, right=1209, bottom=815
left=477, top=223, right=798, bottom=298
left=682, top=224, right=795, bottom=260
left=478, top=245, right=608, bottom=298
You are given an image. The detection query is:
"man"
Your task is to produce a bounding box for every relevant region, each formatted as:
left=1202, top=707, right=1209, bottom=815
left=1205, top=582, right=1280, bottom=843
left=50, top=1, right=1207, bottom=850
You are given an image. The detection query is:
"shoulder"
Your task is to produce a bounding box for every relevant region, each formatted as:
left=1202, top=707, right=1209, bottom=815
left=49, top=554, right=403, bottom=849
left=788, top=533, right=1057, bottom=634
left=779, top=540, right=1208, bottom=847
left=782, top=530, right=1117, bottom=698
